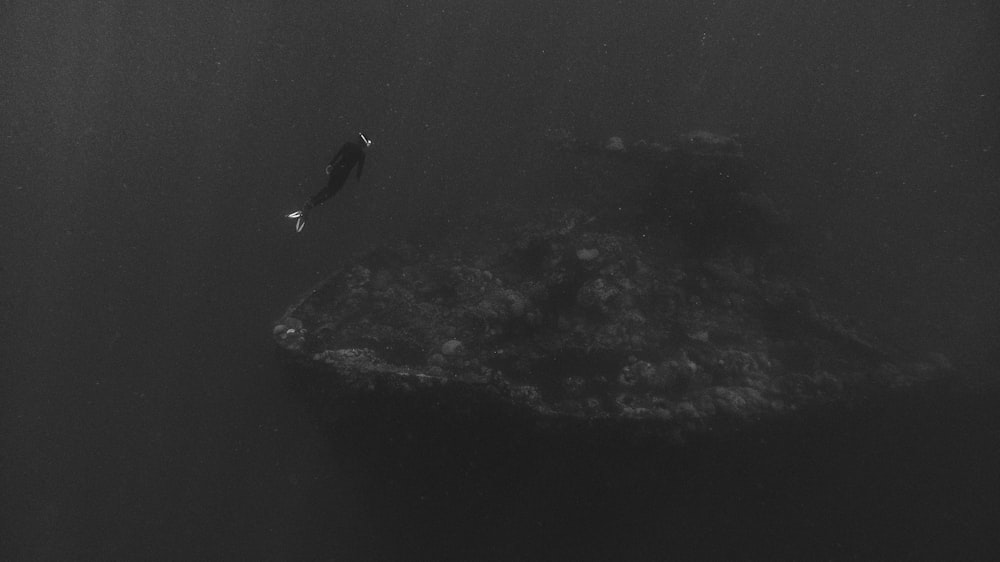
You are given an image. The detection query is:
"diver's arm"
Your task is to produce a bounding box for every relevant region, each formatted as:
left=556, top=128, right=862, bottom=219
left=356, top=152, right=365, bottom=180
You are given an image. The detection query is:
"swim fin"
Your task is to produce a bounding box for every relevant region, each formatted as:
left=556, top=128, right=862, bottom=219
left=286, top=210, right=306, bottom=232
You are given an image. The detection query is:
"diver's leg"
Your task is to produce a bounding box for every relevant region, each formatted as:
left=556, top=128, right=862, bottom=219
left=321, top=171, right=349, bottom=202
left=306, top=173, right=348, bottom=208
left=287, top=175, right=348, bottom=232
left=295, top=197, right=322, bottom=232
left=287, top=172, right=350, bottom=231
left=287, top=194, right=322, bottom=232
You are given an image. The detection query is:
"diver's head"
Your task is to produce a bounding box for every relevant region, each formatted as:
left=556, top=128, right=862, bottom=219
left=358, top=132, right=372, bottom=148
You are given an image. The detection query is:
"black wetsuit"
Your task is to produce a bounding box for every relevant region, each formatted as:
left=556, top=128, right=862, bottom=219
left=304, top=141, right=366, bottom=211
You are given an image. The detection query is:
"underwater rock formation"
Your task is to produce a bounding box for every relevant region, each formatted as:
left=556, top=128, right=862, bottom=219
left=274, top=139, right=951, bottom=442
left=547, top=128, right=743, bottom=164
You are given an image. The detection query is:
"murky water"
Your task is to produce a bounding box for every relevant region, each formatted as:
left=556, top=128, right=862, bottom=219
left=3, top=1, right=998, bottom=559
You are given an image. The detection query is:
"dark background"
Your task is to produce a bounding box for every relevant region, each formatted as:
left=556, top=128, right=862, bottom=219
left=2, top=1, right=998, bottom=559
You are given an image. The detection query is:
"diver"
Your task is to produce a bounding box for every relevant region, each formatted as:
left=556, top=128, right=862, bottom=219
left=286, top=132, right=372, bottom=232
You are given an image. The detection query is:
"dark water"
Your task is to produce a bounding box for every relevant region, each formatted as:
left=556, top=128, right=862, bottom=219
left=2, top=1, right=998, bottom=559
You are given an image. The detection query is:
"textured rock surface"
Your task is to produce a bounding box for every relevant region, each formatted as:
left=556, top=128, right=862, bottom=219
left=276, top=220, right=949, bottom=440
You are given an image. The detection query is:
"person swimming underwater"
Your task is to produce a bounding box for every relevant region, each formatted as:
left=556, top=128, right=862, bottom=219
left=286, top=132, right=372, bottom=232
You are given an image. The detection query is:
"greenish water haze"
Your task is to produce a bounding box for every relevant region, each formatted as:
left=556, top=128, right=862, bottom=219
left=2, top=1, right=998, bottom=558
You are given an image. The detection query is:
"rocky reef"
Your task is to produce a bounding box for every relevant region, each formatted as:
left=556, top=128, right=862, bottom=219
left=274, top=131, right=952, bottom=444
